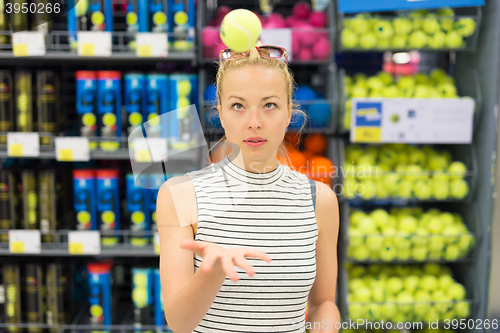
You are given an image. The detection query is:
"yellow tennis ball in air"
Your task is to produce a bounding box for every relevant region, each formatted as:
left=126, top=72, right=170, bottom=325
left=220, top=9, right=262, bottom=52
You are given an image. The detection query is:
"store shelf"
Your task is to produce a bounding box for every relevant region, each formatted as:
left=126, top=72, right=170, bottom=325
left=337, top=68, right=483, bottom=135
left=0, top=31, right=196, bottom=62
left=338, top=201, right=482, bottom=264
left=337, top=138, right=479, bottom=203
left=336, top=6, right=482, bottom=53
left=0, top=230, right=159, bottom=257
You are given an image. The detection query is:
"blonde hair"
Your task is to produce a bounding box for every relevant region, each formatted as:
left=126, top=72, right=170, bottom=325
left=206, top=47, right=308, bottom=167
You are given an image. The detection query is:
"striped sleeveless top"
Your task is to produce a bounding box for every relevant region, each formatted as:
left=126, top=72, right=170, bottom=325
left=184, top=154, right=318, bottom=333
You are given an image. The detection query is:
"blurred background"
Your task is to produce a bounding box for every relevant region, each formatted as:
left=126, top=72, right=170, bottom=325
left=0, top=0, right=499, bottom=332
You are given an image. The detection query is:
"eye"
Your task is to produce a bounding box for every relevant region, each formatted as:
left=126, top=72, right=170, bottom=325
left=232, top=103, right=243, bottom=110
left=265, top=102, right=277, bottom=109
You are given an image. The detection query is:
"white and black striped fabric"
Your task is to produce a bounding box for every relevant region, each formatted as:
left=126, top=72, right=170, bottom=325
left=184, top=154, right=318, bottom=333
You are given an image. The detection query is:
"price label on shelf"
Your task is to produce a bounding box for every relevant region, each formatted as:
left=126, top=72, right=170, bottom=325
left=12, top=32, right=46, bottom=57
left=133, top=138, right=168, bottom=162
left=55, top=137, right=90, bottom=161
left=350, top=98, right=475, bottom=144
left=68, top=231, right=101, bottom=255
left=154, top=231, right=160, bottom=255
left=136, top=33, right=168, bottom=58
left=7, top=132, right=40, bottom=157
left=77, top=31, right=112, bottom=57
left=9, top=230, right=41, bottom=254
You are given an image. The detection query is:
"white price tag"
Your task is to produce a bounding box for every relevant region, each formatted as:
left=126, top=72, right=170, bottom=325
left=133, top=138, right=168, bottom=162
left=350, top=98, right=475, bottom=144
left=12, top=32, right=46, bottom=57
left=154, top=231, right=160, bottom=255
left=9, top=230, right=41, bottom=254
left=68, top=231, right=101, bottom=255
left=77, top=31, right=112, bottom=57
left=260, top=28, right=292, bottom=61
left=7, top=132, right=40, bottom=157
left=55, top=137, right=90, bottom=161
left=136, top=33, right=168, bottom=57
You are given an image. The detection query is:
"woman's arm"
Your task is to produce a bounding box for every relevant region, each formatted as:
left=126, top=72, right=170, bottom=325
left=157, top=176, right=227, bottom=333
left=306, top=181, right=342, bottom=333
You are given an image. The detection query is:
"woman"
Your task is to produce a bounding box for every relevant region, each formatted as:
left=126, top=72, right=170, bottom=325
left=157, top=45, right=340, bottom=333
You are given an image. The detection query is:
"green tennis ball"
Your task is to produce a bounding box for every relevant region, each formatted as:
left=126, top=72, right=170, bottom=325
left=393, top=17, right=412, bottom=35
left=377, top=38, right=391, bottom=49
left=392, top=34, right=408, bottom=49
left=350, top=15, right=370, bottom=34
left=374, top=19, right=394, bottom=39
left=382, top=84, right=399, bottom=98
left=377, top=71, right=393, bottom=85
left=386, top=277, right=404, bottom=294
left=359, top=32, right=377, bottom=49
left=352, top=245, right=370, bottom=261
left=428, top=30, right=446, bottom=49
left=423, top=14, right=440, bottom=34
left=367, top=76, right=385, bottom=91
left=447, top=283, right=467, bottom=301
left=351, top=85, right=368, bottom=98
left=414, top=73, right=430, bottom=85
left=448, top=161, right=467, bottom=179
left=409, top=12, right=425, bottom=30
left=220, top=9, right=262, bottom=52
left=409, top=30, right=428, bottom=48
left=398, top=179, right=413, bottom=198
left=414, top=180, right=432, bottom=200
left=420, top=274, right=439, bottom=292
left=359, top=179, right=376, bottom=200
left=440, top=17, right=454, bottom=32
left=444, top=244, right=460, bottom=261
left=437, top=82, right=458, bottom=98
left=445, top=31, right=464, bottom=48
left=342, top=28, right=359, bottom=48
left=454, top=18, right=476, bottom=37
left=397, top=75, right=416, bottom=90
left=454, top=301, right=471, bottom=318
left=437, top=7, right=455, bottom=17
left=450, top=179, right=469, bottom=199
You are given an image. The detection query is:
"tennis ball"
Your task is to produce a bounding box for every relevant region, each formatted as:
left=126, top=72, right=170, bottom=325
left=428, top=30, right=446, bottom=49
left=448, top=161, right=467, bottom=179
left=343, top=177, right=358, bottom=199
left=349, top=228, right=364, bottom=247
left=414, top=180, right=432, bottom=200
left=437, top=82, right=458, bottom=98
left=450, top=179, right=469, bottom=199
left=351, top=85, right=368, bottom=98
left=444, top=244, right=460, bottom=261
left=392, top=34, right=408, bottom=49
left=427, top=154, right=448, bottom=171
left=410, top=12, right=425, bottom=30
left=342, top=28, right=359, bottom=48
left=409, top=30, right=428, bottom=48
left=445, top=31, right=464, bottom=48
left=458, top=233, right=474, bottom=253
left=386, top=277, right=404, bottom=294
left=427, top=215, right=444, bottom=234
left=423, top=14, right=440, bottom=34
left=398, top=179, right=413, bottom=198
left=350, top=15, right=370, bottom=34
left=367, top=76, right=385, bottom=91
left=439, top=275, right=455, bottom=291
left=374, top=20, right=394, bottom=39
left=412, top=227, right=429, bottom=247
left=411, top=246, right=428, bottom=262
left=413, top=84, right=430, bottom=98
left=352, top=245, right=370, bottom=261
left=405, top=164, right=424, bottom=182
left=433, top=180, right=449, bottom=200
left=440, top=17, right=454, bottom=32
left=359, top=179, right=376, bottom=200
left=454, top=301, right=471, bottom=318
left=454, top=18, right=476, bottom=37
left=220, top=9, right=262, bottom=52
left=351, top=210, right=367, bottom=226
left=404, top=275, right=420, bottom=294
left=447, top=283, right=466, bottom=301
left=377, top=71, right=394, bottom=85
left=438, top=7, right=455, bottom=17
left=359, top=217, right=378, bottom=234
left=359, top=32, right=377, bottom=49
left=399, top=216, right=418, bottom=233
left=397, top=75, right=415, bottom=90
left=420, top=275, right=439, bottom=292
left=382, top=84, right=399, bottom=98
left=393, top=17, right=412, bottom=35
left=366, top=235, right=383, bottom=251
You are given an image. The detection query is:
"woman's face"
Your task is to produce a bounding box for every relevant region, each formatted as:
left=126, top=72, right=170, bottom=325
left=218, top=65, right=291, bottom=163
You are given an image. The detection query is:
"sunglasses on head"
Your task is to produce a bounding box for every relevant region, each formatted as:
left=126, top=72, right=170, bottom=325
left=219, top=45, right=289, bottom=65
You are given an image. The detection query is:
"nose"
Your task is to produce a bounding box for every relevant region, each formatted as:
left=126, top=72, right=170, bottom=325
left=247, top=109, right=262, bottom=129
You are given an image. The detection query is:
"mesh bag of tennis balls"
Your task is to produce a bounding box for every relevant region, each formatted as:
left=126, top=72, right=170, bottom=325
left=348, top=207, right=475, bottom=262
left=342, top=143, right=470, bottom=200
left=342, top=69, right=475, bottom=131
left=345, top=263, right=472, bottom=323
left=341, top=7, right=477, bottom=50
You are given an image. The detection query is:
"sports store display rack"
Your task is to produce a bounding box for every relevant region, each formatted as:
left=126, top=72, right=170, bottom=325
left=1, top=0, right=498, bottom=332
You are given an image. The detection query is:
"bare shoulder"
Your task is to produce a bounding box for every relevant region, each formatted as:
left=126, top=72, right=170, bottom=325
left=157, top=175, right=198, bottom=229
left=312, top=181, right=339, bottom=235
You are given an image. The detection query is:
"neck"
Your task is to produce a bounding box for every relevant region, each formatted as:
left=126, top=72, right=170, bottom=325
left=228, top=152, right=279, bottom=174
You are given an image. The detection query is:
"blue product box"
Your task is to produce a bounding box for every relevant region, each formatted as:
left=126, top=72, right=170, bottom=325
left=97, top=71, right=122, bottom=151
left=150, top=0, right=169, bottom=32
left=125, top=73, right=148, bottom=137
left=132, top=267, right=154, bottom=331
left=168, top=0, right=195, bottom=51
left=73, top=169, right=97, bottom=231
left=96, top=169, right=120, bottom=246
left=87, top=261, right=113, bottom=332
left=146, top=74, right=168, bottom=138
left=126, top=0, right=150, bottom=50
left=76, top=71, right=99, bottom=150
left=127, top=173, right=151, bottom=247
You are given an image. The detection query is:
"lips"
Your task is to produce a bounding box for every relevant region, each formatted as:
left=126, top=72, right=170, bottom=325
left=244, top=137, right=266, bottom=142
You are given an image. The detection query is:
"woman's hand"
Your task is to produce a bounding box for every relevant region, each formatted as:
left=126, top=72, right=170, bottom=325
left=180, top=239, right=271, bottom=282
